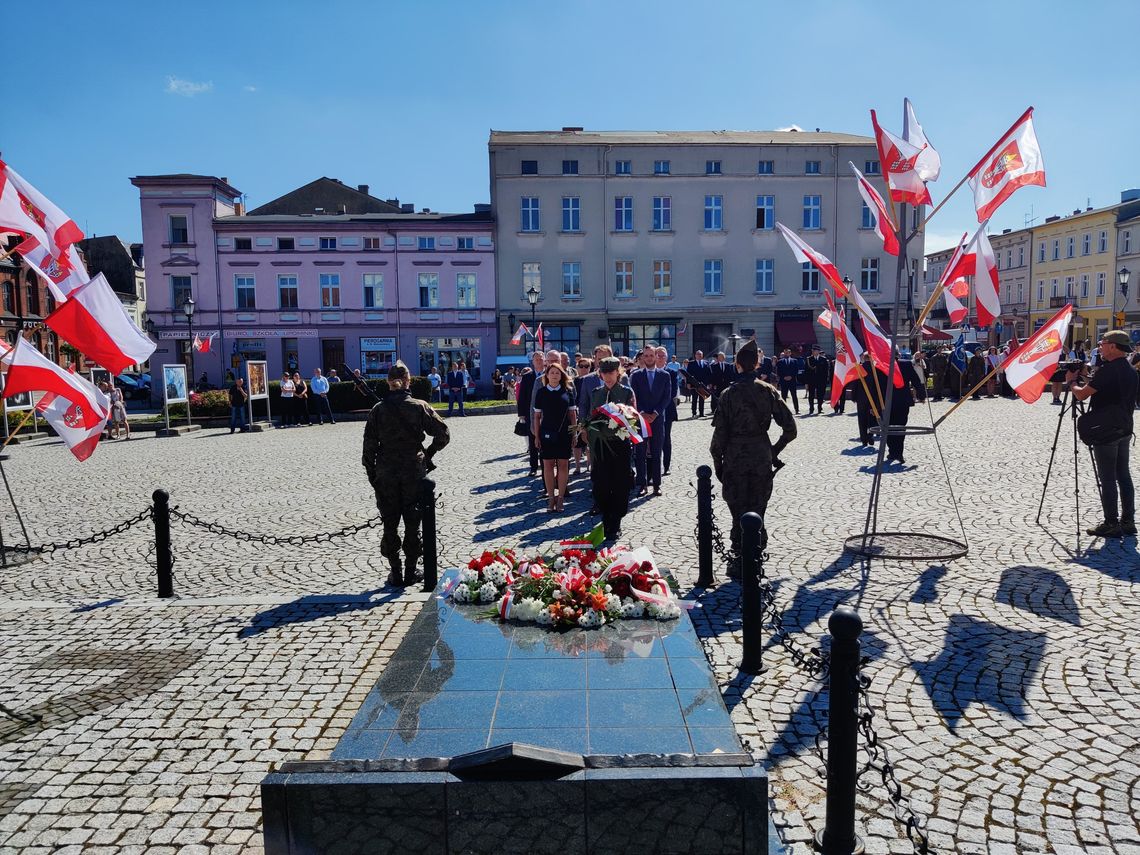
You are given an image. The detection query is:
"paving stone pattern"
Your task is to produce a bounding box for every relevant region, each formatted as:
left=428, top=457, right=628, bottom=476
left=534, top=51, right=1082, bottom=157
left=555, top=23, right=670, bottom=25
left=0, top=399, right=1138, bottom=853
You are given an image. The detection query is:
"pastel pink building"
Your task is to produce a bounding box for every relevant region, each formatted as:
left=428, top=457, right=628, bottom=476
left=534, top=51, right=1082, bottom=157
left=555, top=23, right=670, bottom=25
left=130, top=174, right=497, bottom=386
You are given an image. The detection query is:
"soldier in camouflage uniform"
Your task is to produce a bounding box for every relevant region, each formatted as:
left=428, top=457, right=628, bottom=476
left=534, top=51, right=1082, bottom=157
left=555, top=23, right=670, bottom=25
left=709, top=339, right=797, bottom=576
left=362, top=362, right=450, bottom=587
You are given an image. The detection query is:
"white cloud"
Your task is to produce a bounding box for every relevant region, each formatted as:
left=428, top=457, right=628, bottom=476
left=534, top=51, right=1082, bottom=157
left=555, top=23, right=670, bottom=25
left=166, top=76, right=213, bottom=97
left=243, top=85, right=258, bottom=93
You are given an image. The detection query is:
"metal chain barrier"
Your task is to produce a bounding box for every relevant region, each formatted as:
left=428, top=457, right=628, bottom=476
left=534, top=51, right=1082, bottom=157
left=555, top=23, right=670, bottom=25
left=3, top=507, right=153, bottom=556
left=169, top=507, right=382, bottom=547
left=856, top=661, right=932, bottom=854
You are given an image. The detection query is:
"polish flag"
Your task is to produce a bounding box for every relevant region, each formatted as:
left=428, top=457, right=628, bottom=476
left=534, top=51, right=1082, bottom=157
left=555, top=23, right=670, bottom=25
left=904, top=98, right=941, bottom=182
left=870, top=110, right=932, bottom=206
left=45, top=273, right=157, bottom=375
left=510, top=322, right=530, bottom=346
left=945, top=224, right=1001, bottom=327
left=15, top=236, right=90, bottom=302
left=0, top=160, right=84, bottom=271
left=1003, top=304, right=1072, bottom=404
left=944, top=277, right=970, bottom=326
left=967, top=108, right=1046, bottom=223
left=775, top=222, right=845, bottom=293
left=39, top=385, right=110, bottom=462
left=1, top=338, right=108, bottom=428
left=534, top=323, right=544, bottom=352
left=194, top=332, right=216, bottom=353
left=850, top=162, right=899, bottom=256
left=822, top=292, right=865, bottom=362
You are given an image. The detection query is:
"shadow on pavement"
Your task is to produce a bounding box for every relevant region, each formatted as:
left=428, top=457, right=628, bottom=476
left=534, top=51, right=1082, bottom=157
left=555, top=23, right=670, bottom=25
left=237, top=589, right=402, bottom=638
left=1070, top=540, right=1140, bottom=582
left=996, top=565, right=1081, bottom=626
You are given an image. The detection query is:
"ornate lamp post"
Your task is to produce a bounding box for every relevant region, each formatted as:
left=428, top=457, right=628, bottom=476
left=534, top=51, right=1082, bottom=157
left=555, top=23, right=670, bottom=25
left=181, top=297, right=196, bottom=385
left=1116, top=267, right=1131, bottom=329
left=525, top=284, right=540, bottom=353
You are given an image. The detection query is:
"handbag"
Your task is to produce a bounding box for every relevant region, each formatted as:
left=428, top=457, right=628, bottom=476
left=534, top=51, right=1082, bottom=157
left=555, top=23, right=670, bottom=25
left=1077, top=404, right=1130, bottom=446
left=513, top=418, right=529, bottom=437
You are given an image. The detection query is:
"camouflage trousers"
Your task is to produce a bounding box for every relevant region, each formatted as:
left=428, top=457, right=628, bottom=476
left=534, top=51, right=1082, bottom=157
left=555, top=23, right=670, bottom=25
left=373, top=465, right=424, bottom=565
left=720, top=457, right=773, bottom=555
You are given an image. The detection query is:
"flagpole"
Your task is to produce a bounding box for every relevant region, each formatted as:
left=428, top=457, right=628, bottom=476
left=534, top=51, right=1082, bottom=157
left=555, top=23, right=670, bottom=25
left=0, top=409, right=34, bottom=451
left=930, top=364, right=1002, bottom=429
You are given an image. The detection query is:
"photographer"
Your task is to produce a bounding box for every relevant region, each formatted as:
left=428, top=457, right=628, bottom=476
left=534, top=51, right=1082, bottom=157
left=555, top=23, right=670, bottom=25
left=1067, top=331, right=1138, bottom=538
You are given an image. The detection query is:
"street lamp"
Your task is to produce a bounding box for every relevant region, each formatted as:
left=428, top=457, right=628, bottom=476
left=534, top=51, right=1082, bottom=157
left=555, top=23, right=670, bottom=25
left=182, top=297, right=196, bottom=386
left=1116, top=267, right=1131, bottom=329
left=727, top=334, right=740, bottom=356
left=525, top=284, right=540, bottom=353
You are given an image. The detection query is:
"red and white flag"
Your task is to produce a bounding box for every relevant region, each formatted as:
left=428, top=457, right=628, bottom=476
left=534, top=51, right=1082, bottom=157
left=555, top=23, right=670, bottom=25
left=15, top=237, right=89, bottom=302
left=39, top=385, right=110, bottom=462
left=534, top=323, right=544, bottom=352
left=904, top=98, right=941, bottom=182
left=944, top=277, right=970, bottom=326
left=850, top=162, right=899, bottom=256
left=944, top=224, right=1001, bottom=327
left=967, top=108, right=1045, bottom=223
left=775, top=222, right=845, bottom=293
left=194, top=332, right=216, bottom=354
left=1, top=338, right=108, bottom=428
left=45, top=273, right=157, bottom=375
left=870, top=110, right=932, bottom=206
left=510, top=322, right=530, bottom=346
left=0, top=160, right=84, bottom=273
left=1003, top=304, right=1072, bottom=404
left=832, top=345, right=865, bottom=409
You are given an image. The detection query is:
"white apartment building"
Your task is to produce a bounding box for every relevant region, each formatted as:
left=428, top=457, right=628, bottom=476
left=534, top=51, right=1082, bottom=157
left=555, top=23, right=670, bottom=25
left=490, top=128, right=925, bottom=359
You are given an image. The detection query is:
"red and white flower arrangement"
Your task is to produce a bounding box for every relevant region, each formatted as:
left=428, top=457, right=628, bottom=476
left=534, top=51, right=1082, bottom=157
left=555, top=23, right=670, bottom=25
left=449, top=544, right=681, bottom=627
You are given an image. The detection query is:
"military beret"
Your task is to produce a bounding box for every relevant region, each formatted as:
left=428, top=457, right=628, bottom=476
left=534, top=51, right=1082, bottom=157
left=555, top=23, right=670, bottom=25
left=599, top=356, right=621, bottom=371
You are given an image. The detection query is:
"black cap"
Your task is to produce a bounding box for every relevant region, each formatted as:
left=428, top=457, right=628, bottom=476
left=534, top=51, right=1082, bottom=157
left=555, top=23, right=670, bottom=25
left=737, top=339, right=758, bottom=359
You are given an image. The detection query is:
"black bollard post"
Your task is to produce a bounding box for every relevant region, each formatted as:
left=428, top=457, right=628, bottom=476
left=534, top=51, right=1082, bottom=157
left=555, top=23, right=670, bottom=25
left=420, top=478, right=438, bottom=592
left=817, top=607, right=865, bottom=855
left=695, top=465, right=714, bottom=587
left=152, top=489, right=174, bottom=599
left=739, top=512, right=765, bottom=675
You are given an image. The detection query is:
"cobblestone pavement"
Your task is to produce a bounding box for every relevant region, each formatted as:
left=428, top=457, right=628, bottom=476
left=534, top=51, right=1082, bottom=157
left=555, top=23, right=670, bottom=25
left=0, top=399, right=1138, bottom=853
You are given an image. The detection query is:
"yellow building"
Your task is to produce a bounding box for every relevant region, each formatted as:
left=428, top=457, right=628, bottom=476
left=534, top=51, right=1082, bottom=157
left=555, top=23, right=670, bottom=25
left=1029, top=203, right=1122, bottom=345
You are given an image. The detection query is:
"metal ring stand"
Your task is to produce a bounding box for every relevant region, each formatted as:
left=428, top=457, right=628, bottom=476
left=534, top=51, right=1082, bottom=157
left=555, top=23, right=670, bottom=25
left=843, top=531, right=968, bottom=561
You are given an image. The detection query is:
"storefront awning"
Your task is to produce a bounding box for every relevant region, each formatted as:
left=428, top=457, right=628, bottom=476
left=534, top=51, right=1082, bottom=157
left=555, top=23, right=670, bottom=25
left=774, top=318, right=819, bottom=349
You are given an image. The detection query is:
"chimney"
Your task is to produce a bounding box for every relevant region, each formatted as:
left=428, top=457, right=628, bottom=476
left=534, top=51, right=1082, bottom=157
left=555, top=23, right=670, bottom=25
left=1002, top=228, right=1011, bottom=234
left=386, top=198, right=399, bottom=206
left=358, top=184, right=369, bottom=195
left=1122, top=189, right=1140, bottom=203
left=473, top=203, right=491, bottom=213
left=400, top=203, right=414, bottom=213
left=561, top=126, right=583, bottom=132
left=1045, top=215, right=1060, bottom=223
left=221, top=177, right=228, bottom=184
left=421, top=208, right=430, bottom=213
left=1073, top=209, right=1081, bottom=216
left=235, top=200, right=245, bottom=216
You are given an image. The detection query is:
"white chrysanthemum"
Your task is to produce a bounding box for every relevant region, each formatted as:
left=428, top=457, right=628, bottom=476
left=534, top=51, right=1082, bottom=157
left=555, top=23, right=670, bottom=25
left=553, top=557, right=567, bottom=570
left=478, top=582, right=499, bottom=603
left=459, top=567, right=479, bottom=583
left=604, top=594, right=623, bottom=616
left=648, top=601, right=681, bottom=620
left=535, top=608, right=555, bottom=626
left=512, top=597, right=543, bottom=622
left=452, top=584, right=471, bottom=603
left=484, top=564, right=508, bottom=587
left=621, top=600, right=646, bottom=618
left=577, top=609, right=602, bottom=628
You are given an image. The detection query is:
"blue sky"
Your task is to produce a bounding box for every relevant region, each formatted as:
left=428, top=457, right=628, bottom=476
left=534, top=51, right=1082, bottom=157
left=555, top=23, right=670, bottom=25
left=4, top=0, right=1138, bottom=254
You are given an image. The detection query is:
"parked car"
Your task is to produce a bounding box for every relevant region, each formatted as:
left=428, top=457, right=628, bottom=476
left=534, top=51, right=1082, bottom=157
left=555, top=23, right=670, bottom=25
left=116, top=373, right=151, bottom=400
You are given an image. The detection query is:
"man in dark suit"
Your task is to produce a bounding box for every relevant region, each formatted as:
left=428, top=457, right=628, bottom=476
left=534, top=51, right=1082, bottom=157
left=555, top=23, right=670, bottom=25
left=805, top=344, right=831, bottom=414
left=655, top=346, right=680, bottom=475
left=776, top=349, right=802, bottom=414
left=686, top=350, right=712, bottom=418
left=629, top=345, right=671, bottom=496
left=516, top=351, right=546, bottom=476
left=446, top=363, right=466, bottom=416
left=709, top=351, right=735, bottom=414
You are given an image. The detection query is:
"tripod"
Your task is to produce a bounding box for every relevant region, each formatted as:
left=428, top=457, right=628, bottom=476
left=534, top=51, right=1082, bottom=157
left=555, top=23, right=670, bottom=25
left=1035, top=388, right=1103, bottom=554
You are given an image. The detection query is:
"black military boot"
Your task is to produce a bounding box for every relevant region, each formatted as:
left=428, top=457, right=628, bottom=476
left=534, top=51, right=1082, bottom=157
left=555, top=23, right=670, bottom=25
left=403, top=555, right=423, bottom=587
left=385, top=557, right=403, bottom=588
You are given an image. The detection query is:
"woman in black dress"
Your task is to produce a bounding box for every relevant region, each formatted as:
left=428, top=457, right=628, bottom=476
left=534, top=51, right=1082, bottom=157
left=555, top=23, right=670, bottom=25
left=532, top=363, right=577, bottom=512
left=491, top=368, right=505, bottom=400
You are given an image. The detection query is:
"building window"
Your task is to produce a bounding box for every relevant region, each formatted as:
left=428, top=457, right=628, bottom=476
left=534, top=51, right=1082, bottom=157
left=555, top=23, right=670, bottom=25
left=417, top=236, right=435, bottom=251
left=362, top=273, right=383, bottom=308
left=703, top=260, right=723, bottom=295
left=654, top=160, right=670, bottom=175
left=456, top=273, right=477, bottom=308
left=1051, top=278, right=1058, bottom=298
left=1082, top=233, right=1091, bottom=255
left=1066, top=237, right=1074, bottom=258
left=521, top=197, right=540, bottom=232
left=24, top=283, right=38, bottom=315
left=1018, top=283, right=1024, bottom=303
left=1037, top=242, right=1045, bottom=262
left=522, top=262, right=541, bottom=298
left=801, top=262, right=820, bottom=292
left=1037, top=280, right=1044, bottom=302
left=562, top=197, right=581, bottom=232
left=562, top=159, right=579, bottom=175
left=614, top=196, right=633, bottom=231
left=1080, top=274, right=1089, bottom=299
left=1064, top=276, right=1074, bottom=297
left=614, top=160, right=631, bottom=175
left=363, top=236, right=383, bottom=250
left=805, top=160, right=821, bottom=174
left=652, top=196, right=671, bottom=231
left=803, top=195, right=821, bottom=230
left=864, top=160, right=880, bottom=175
left=169, top=215, right=189, bottom=244
left=457, top=236, right=474, bottom=251
left=277, top=274, right=298, bottom=309
left=1018, top=246, right=1024, bottom=266
left=614, top=260, right=634, bottom=297
left=755, top=259, right=774, bottom=294
left=277, top=237, right=295, bottom=251
left=320, top=273, right=341, bottom=308
left=757, top=160, right=774, bottom=175
left=652, top=260, right=671, bottom=297
left=1099, top=230, right=1108, bottom=253
left=418, top=272, right=439, bottom=308
left=234, top=237, right=252, bottom=251
left=861, top=258, right=879, bottom=292
left=1052, top=239, right=1059, bottom=260
left=860, top=202, right=874, bottom=229
left=171, top=275, right=193, bottom=308
left=1124, top=230, right=1133, bottom=255
left=562, top=262, right=581, bottom=298
left=320, top=236, right=337, bottom=251
left=521, top=160, right=538, bottom=175
left=705, top=160, right=722, bottom=175
left=755, top=195, right=774, bottom=230
left=607, top=323, right=677, bottom=358
left=704, top=195, right=723, bottom=231
left=533, top=325, right=581, bottom=356
left=235, top=275, right=256, bottom=309
left=1097, top=272, right=1106, bottom=296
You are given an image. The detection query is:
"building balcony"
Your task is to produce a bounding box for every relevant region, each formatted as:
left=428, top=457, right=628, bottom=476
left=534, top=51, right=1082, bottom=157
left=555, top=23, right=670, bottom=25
left=1049, top=296, right=1072, bottom=308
